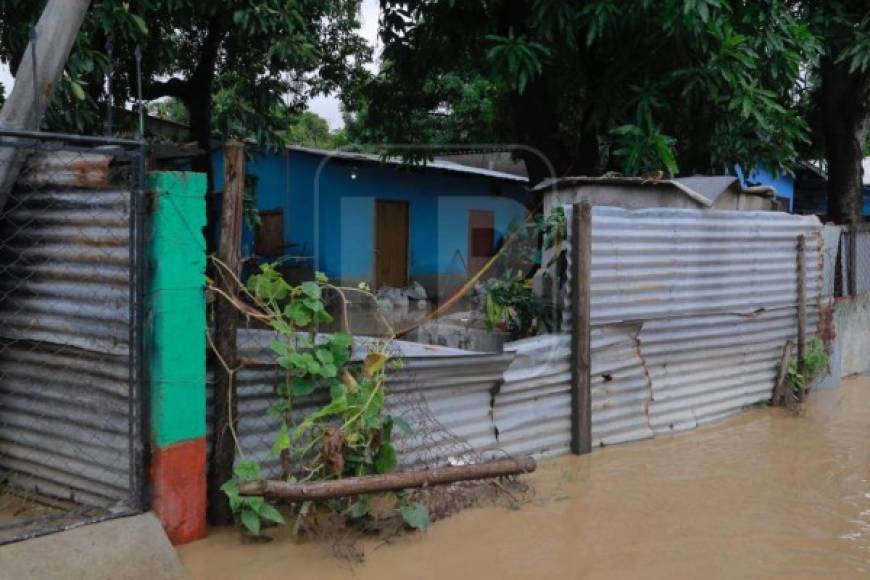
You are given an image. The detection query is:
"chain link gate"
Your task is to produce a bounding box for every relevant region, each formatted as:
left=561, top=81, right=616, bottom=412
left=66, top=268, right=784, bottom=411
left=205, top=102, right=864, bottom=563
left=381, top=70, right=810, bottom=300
left=0, top=128, right=147, bottom=544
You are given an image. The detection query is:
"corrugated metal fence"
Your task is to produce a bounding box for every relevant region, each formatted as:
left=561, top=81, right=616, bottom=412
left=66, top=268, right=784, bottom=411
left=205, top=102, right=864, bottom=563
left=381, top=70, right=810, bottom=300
left=492, top=207, right=823, bottom=457
left=0, top=132, right=146, bottom=543
left=215, top=206, right=829, bottom=470
left=209, top=330, right=514, bottom=477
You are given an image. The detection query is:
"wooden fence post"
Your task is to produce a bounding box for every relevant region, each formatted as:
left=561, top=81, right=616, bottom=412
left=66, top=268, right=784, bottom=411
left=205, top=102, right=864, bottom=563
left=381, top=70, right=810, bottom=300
left=796, top=234, right=807, bottom=401
left=570, top=202, right=592, bottom=455
left=208, top=141, right=245, bottom=524
left=848, top=224, right=858, bottom=296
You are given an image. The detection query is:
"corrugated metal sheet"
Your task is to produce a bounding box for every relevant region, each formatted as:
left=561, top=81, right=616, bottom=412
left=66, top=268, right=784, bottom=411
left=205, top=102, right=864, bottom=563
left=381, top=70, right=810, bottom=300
left=0, top=173, right=133, bottom=506
left=492, top=325, right=654, bottom=458
left=214, top=207, right=828, bottom=468
left=587, top=207, right=822, bottom=324
left=585, top=206, right=822, bottom=443
left=497, top=206, right=825, bottom=457
left=209, top=329, right=514, bottom=476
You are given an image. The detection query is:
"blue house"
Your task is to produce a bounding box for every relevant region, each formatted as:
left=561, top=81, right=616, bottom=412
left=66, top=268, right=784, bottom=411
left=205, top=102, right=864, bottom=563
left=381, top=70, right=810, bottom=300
left=735, top=166, right=795, bottom=211
left=212, top=146, right=531, bottom=298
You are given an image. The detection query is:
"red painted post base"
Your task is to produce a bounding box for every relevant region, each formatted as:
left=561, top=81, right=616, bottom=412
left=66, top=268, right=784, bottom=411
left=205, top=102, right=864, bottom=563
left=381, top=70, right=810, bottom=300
left=151, top=438, right=207, bottom=545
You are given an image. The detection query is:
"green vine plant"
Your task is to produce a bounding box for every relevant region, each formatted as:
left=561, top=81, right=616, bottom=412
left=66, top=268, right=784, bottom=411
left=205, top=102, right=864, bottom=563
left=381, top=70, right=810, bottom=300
left=484, top=207, right=567, bottom=340
left=785, top=337, right=829, bottom=400
left=210, top=261, right=429, bottom=538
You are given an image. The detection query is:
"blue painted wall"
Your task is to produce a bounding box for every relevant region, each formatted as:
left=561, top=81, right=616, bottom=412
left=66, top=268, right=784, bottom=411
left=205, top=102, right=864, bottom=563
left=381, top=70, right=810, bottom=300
left=213, top=148, right=530, bottom=288
left=735, top=165, right=795, bottom=211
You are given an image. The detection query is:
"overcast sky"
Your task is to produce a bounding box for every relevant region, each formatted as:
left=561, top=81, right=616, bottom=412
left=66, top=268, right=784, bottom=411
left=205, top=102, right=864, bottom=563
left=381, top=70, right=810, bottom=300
left=0, top=0, right=380, bottom=130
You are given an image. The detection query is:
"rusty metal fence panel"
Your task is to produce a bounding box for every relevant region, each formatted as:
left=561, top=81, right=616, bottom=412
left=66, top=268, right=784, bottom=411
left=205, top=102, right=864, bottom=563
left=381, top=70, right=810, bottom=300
left=0, top=130, right=146, bottom=544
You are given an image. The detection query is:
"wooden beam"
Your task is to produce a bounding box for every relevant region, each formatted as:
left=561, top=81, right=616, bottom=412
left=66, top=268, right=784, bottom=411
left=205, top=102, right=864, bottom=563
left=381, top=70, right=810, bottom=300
left=796, top=234, right=807, bottom=402
left=570, top=202, right=592, bottom=455
left=239, top=457, right=537, bottom=500
left=848, top=224, right=858, bottom=296
left=208, top=141, right=245, bottom=525
left=771, top=340, right=793, bottom=406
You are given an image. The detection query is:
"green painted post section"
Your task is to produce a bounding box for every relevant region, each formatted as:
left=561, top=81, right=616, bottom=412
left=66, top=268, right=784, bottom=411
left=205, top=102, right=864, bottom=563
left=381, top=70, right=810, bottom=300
left=148, top=171, right=207, bottom=449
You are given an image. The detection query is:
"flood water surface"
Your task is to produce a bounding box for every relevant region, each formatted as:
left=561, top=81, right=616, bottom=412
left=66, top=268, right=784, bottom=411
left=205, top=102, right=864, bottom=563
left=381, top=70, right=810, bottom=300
left=178, top=374, right=870, bottom=579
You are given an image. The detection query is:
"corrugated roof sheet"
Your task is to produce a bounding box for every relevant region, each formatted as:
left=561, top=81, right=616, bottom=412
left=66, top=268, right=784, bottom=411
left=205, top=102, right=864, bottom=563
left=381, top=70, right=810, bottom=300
left=286, top=146, right=529, bottom=184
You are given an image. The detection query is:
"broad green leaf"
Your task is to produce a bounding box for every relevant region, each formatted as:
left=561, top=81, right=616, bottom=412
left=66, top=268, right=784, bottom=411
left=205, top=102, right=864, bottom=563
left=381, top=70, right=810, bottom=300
left=267, top=399, right=290, bottom=418
left=130, top=14, right=148, bottom=35
left=234, top=460, right=261, bottom=482
left=347, top=497, right=370, bottom=518
left=248, top=496, right=264, bottom=513
left=240, top=509, right=261, bottom=536
left=271, top=422, right=290, bottom=457
left=270, top=340, right=289, bottom=356
left=259, top=504, right=285, bottom=525
left=285, top=303, right=311, bottom=326
left=399, top=504, right=429, bottom=531
left=300, top=281, right=321, bottom=299
left=329, top=383, right=345, bottom=400
left=69, top=80, right=86, bottom=101
left=315, top=349, right=334, bottom=364
left=374, top=443, right=397, bottom=474
left=291, top=376, right=317, bottom=397
left=330, top=333, right=354, bottom=349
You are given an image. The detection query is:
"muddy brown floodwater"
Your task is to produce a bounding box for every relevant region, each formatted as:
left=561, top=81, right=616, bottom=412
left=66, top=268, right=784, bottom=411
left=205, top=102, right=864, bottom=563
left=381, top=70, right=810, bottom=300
left=178, top=374, right=870, bottom=579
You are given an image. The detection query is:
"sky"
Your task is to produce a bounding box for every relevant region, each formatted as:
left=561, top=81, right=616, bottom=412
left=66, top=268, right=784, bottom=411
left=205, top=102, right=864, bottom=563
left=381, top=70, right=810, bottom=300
left=0, top=0, right=381, bottom=130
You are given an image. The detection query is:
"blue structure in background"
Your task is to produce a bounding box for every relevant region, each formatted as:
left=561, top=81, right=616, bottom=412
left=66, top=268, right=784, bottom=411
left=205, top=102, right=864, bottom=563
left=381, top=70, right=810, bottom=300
left=735, top=166, right=795, bottom=211
left=212, top=146, right=530, bottom=296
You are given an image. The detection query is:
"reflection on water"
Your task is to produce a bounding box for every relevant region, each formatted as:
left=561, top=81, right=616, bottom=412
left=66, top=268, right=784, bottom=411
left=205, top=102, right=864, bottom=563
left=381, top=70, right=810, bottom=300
left=178, top=375, right=870, bottom=579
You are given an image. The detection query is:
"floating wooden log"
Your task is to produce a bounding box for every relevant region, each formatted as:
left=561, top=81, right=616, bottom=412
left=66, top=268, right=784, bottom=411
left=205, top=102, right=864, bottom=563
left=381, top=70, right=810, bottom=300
left=239, top=456, right=537, bottom=500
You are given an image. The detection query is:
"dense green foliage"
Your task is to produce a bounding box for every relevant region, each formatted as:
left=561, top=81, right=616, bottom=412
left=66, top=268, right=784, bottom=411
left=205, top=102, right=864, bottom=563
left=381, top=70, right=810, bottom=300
left=218, top=264, right=427, bottom=536
left=0, top=0, right=368, bottom=156
left=345, top=0, right=870, bottom=205
left=785, top=337, right=829, bottom=397
left=347, top=1, right=817, bottom=182
left=483, top=208, right=567, bottom=340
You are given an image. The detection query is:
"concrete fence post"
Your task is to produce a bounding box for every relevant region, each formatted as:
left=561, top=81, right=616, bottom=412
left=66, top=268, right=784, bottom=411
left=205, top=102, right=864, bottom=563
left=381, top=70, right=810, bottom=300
left=147, top=171, right=208, bottom=545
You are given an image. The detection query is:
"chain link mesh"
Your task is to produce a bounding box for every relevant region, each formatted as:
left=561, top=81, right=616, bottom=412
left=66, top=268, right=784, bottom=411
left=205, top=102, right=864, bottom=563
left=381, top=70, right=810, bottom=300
left=0, top=131, right=145, bottom=544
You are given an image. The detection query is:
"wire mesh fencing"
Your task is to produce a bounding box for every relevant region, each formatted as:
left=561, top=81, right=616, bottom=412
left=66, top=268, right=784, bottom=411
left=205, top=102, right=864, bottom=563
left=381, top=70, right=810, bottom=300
left=841, top=224, right=870, bottom=297
left=0, top=129, right=146, bottom=544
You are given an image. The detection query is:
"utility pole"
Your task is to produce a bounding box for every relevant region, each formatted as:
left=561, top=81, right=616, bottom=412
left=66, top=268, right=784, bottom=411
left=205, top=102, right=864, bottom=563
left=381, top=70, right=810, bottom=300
left=0, top=0, right=92, bottom=210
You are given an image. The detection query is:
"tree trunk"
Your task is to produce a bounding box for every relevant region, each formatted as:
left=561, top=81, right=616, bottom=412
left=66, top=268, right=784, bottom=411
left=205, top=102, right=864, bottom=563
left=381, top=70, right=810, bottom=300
left=821, top=55, right=870, bottom=225
left=238, top=457, right=537, bottom=500
left=512, top=75, right=573, bottom=187
left=184, top=17, right=224, bottom=250
left=208, top=141, right=245, bottom=526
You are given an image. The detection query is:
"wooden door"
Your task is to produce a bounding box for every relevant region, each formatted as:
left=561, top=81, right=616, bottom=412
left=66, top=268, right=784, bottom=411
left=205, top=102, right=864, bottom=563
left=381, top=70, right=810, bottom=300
left=374, top=200, right=409, bottom=288
left=255, top=209, right=284, bottom=256
left=468, top=209, right=495, bottom=275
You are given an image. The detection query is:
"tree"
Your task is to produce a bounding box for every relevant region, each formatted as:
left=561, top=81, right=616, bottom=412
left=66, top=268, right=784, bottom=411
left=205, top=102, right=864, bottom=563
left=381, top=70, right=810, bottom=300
left=284, top=110, right=344, bottom=148
left=803, top=2, right=870, bottom=224
left=350, top=1, right=815, bottom=185
left=0, top=0, right=371, bottom=186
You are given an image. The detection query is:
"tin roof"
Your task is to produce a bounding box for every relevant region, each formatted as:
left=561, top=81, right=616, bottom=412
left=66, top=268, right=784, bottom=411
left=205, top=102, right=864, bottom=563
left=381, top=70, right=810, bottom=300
left=532, top=174, right=773, bottom=207
left=285, top=146, right=529, bottom=184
